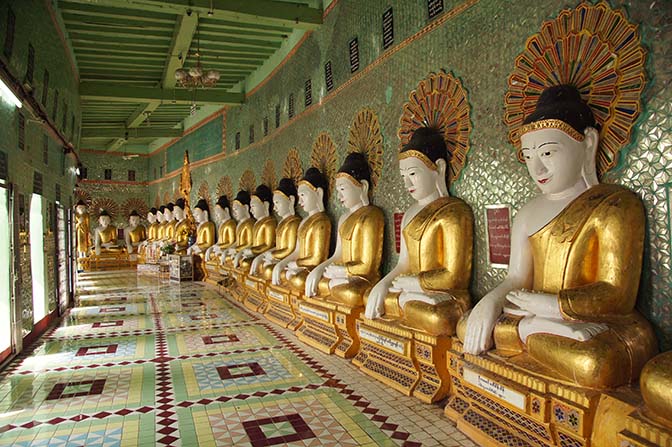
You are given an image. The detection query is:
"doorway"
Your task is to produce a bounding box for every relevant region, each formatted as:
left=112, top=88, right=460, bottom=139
left=29, top=193, right=46, bottom=324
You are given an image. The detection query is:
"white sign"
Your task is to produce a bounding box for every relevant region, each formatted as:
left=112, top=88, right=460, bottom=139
left=299, top=304, right=329, bottom=322
left=245, top=279, right=256, bottom=288
left=359, top=328, right=405, bottom=354
left=463, top=368, right=526, bottom=410
left=268, top=289, right=285, bottom=302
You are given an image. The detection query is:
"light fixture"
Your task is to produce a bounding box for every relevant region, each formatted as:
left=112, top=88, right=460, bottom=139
left=0, top=77, right=22, bottom=108
left=174, top=15, right=220, bottom=90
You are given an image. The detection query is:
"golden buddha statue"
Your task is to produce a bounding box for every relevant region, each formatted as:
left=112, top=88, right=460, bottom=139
left=205, top=196, right=236, bottom=265
left=173, top=199, right=192, bottom=253
left=124, top=210, right=147, bottom=255
left=138, top=207, right=159, bottom=259
left=298, top=153, right=384, bottom=357
left=357, top=127, right=473, bottom=403
left=220, top=191, right=255, bottom=267
left=157, top=203, right=176, bottom=246
left=265, top=167, right=331, bottom=329
left=186, top=199, right=216, bottom=256
left=74, top=200, right=91, bottom=268
left=459, top=85, right=657, bottom=389
left=254, top=178, right=301, bottom=281
left=236, top=185, right=277, bottom=271
left=94, top=210, right=122, bottom=255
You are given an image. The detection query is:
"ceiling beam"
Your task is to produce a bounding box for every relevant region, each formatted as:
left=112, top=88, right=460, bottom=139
left=58, top=0, right=322, bottom=30
left=162, top=14, right=198, bottom=88
left=80, top=83, right=245, bottom=105
left=81, top=127, right=183, bottom=139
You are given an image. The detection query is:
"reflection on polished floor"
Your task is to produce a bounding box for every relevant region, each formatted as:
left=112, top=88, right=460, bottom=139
left=0, top=271, right=476, bottom=446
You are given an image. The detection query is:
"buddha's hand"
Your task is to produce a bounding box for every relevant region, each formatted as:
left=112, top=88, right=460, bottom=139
left=271, top=262, right=285, bottom=285
left=390, top=275, right=422, bottom=293
left=364, top=282, right=389, bottom=319
left=233, top=252, right=242, bottom=268
left=463, top=297, right=503, bottom=355
left=128, top=246, right=134, bottom=254
left=324, top=264, right=348, bottom=280
left=305, top=267, right=324, bottom=297
left=505, top=290, right=561, bottom=319
left=242, top=248, right=253, bottom=258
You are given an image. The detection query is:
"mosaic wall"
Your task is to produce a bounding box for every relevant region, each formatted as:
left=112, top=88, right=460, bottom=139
left=0, top=0, right=80, bottom=336
left=147, top=0, right=672, bottom=350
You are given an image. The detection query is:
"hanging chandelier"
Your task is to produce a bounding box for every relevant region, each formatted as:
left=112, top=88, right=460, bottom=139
left=174, top=16, right=220, bottom=89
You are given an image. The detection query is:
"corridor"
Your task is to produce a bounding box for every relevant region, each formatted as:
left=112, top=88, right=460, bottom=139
left=0, top=271, right=472, bottom=446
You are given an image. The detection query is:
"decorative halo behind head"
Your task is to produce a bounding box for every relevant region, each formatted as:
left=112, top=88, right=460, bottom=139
left=91, top=197, right=119, bottom=221
left=347, top=108, right=383, bottom=189
left=282, top=148, right=303, bottom=185
left=239, top=169, right=256, bottom=193
left=274, top=177, right=298, bottom=200
left=216, top=176, right=233, bottom=200
left=504, top=1, right=646, bottom=175
left=197, top=181, right=210, bottom=206
left=336, top=152, right=371, bottom=186
left=129, top=210, right=139, bottom=217
left=262, top=160, right=277, bottom=190
left=398, top=70, right=471, bottom=183
left=122, top=198, right=148, bottom=219
left=310, top=132, right=337, bottom=193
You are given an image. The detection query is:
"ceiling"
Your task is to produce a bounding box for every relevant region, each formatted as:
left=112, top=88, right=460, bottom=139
left=54, top=0, right=323, bottom=153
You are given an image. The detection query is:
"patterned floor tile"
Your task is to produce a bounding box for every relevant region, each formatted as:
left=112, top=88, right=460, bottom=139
left=166, top=324, right=279, bottom=356
left=51, top=315, right=156, bottom=338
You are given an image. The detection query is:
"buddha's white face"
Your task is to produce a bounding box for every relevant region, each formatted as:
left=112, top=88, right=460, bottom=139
left=250, top=197, right=267, bottom=219
left=99, top=216, right=111, bottom=228
left=335, top=176, right=363, bottom=210
left=521, top=128, right=585, bottom=195
left=173, top=206, right=185, bottom=220
left=163, top=209, right=173, bottom=221
left=193, top=208, right=205, bottom=224
left=273, top=193, right=292, bottom=217
left=297, top=184, right=320, bottom=213
left=232, top=201, right=249, bottom=221
left=213, top=205, right=226, bottom=221
left=399, top=157, right=438, bottom=202
left=156, top=212, right=165, bottom=223
left=147, top=213, right=156, bottom=224
left=76, top=205, right=87, bottom=214
left=129, top=216, right=140, bottom=226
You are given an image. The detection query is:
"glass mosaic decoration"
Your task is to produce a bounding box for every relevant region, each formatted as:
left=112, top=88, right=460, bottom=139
left=398, top=70, right=472, bottom=183
left=197, top=181, right=210, bottom=205
left=347, top=107, right=384, bottom=190
left=239, top=169, right=256, bottom=193
left=282, top=148, right=303, bottom=185
left=310, top=132, right=337, bottom=193
left=504, top=1, right=646, bottom=176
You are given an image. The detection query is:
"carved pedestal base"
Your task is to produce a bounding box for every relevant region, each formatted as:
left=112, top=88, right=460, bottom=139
left=445, top=340, right=640, bottom=447
left=353, top=318, right=451, bottom=403
left=204, top=262, right=226, bottom=287
left=296, top=298, right=363, bottom=358
left=264, top=284, right=303, bottom=330
left=619, top=410, right=672, bottom=447
left=242, top=275, right=267, bottom=312
left=86, top=252, right=130, bottom=271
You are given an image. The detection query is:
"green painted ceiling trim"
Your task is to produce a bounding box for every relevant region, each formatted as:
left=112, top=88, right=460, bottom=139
left=81, top=127, right=183, bottom=139
left=70, top=34, right=172, bottom=46
left=77, top=60, right=163, bottom=70
left=198, top=36, right=281, bottom=49
left=64, top=23, right=175, bottom=38
left=197, top=27, right=287, bottom=41
left=199, top=18, right=292, bottom=34
left=61, top=13, right=174, bottom=30
left=80, top=83, right=245, bottom=105
left=74, top=42, right=170, bottom=53
left=57, top=1, right=176, bottom=23
left=69, top=30, right=172, bottom=42
left=75, top=52, right=167, bottom=62
left=58, top=0, right=322, bottom=30
left=192, top=42, right=275, bottom=55
left=162, top=14, right=198, bottom=88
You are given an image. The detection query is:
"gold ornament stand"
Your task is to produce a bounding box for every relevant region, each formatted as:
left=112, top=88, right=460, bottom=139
left=619, top=410, right=672, bottom=447
left=264, top=283, right=303, bottom=330
left=353, top=318, right=451, bottom=404
left=296, top=298, right=363, bottom=358
left=445, top=340, right=646, bottom=447
left=242, top=275, right=267, bottom=313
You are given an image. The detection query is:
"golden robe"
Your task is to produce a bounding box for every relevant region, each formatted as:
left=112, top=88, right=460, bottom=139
left=240, top=216, right=277, bottom=271
left=286, top=212, right=331, bottom=291
left=261, top=215, right=301, bottom=280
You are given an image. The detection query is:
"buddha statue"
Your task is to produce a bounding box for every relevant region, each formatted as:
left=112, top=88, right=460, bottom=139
left=270, top=167, right=331, bottom=290
left=235, top=184, right=277, bottom=271
left=124, top=210, right=147, bottom=254
left=138, top=208, right=159, bottom=257
left=157, top=203, right=175, bottom=246
left=220, top=190, right=255, bottom=266
left=94, top=210, right=121, bottom=255
left=459, top=85, right=657, bottom=389
left=173, top=198, right=192, bottom=253
left=304, top=153, right=384, bottom=306
left=363, top=127, right=473, bottom=337
left=252, top=178, right=301, bottom=280
left=74, top=200, right=91, bottom=261
left=187, top=199, right=216, bottom=255
left=204, top=195, right=236, bottom=264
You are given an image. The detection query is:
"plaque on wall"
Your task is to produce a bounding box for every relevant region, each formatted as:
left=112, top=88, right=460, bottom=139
left=484, top=204, right=511, bottom=268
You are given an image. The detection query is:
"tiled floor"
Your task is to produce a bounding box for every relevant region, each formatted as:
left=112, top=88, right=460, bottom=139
left=0, top=270, right=477, bottom=446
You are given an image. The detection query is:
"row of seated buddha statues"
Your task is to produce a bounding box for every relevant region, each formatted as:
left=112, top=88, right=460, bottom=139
left=197, top=85, right=670, bottom=447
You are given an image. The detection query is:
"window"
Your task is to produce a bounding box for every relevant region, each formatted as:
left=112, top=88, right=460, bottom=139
left=153, top=167, right=157, bottom=180
left=104, top=169, right=112, bottom=180
left=55, top=183, right=61, bottom=203
left=52, top=89, right=59, bottom=121
left=275, top=105, right=280, bottom=128
left=33, top=171, right=43, bottom=195
left=427, top=0, right=444, bottom=20
left=70, top=114, right=75, bottom=140
left=235, top=132, right=241, bottom=150
left=128, top=170, right=136, bottom=181
left=382, top=8, right=394, bottom=50
left=249, top=125, right=254, bottom=144
left=0, top=151, right=7, bottom=180
left=159, top=165, right=163, bottom=177
left=41, top=70, right=49, bottom=105
left=42, top=135, right=48, bottom=165
left=288, top=93, right=295, bottom=119
left=3, top=7, right=15, bottom=60
left=25, top=43, right=35, bottom=85
left=62, top=101, right=67, bottom=130
left=349, top=38, right=360, bottom=73
left=304, top=79, right=312, bottom=107
left=324, top=61, right=334, bottom=92
left=263, top=116, right=269, bottom=136
left=80, top=167, right=87, bottom=179
left=18, top=113, right=25, bottom=150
